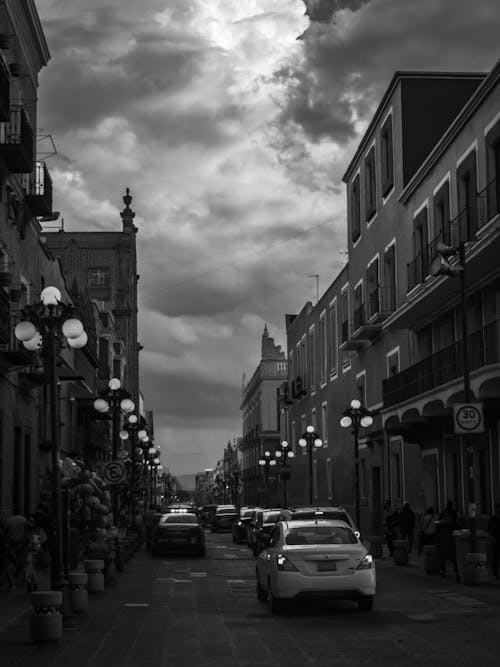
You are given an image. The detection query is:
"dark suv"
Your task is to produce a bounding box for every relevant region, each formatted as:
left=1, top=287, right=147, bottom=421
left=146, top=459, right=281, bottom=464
left=232, top=507, right=258, bottom=543
left=210, top=505, right=238, bottom=532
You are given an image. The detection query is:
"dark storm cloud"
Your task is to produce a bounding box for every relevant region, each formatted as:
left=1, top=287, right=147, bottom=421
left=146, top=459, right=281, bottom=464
left=303, top=0, right=370, bottom=24
left=277, top=0, right=500, bottom=146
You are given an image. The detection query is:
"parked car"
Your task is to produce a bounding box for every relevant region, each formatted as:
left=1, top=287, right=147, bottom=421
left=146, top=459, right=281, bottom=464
left=211, top=506, right=238, bottom=532
left=232, top=507, right=258, bottom=543
left=253, top=509, right=282, bottom=555
left=280, top=506, right=360, bottom=539
left=255, top=519, right=375, bottom=613
left=247, top=509, right=265, bottom=549
left=151, top=512, right=205, bottom=557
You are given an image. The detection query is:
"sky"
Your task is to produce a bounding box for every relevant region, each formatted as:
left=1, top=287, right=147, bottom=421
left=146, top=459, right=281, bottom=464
left=35, top=0, right=500, bottom=478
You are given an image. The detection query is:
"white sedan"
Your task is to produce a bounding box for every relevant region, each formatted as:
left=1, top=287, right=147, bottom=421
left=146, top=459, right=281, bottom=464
left=255, top=519, right=376, bottom=613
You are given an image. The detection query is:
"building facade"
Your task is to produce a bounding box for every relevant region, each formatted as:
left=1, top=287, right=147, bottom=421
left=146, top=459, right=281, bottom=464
left=240, top=326, right=287, bottom=507
left=282, top=64, right=500, bottom=536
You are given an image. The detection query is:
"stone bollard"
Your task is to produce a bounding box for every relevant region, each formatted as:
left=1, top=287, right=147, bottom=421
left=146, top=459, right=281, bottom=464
left=393, top=539, right=409, bottom=566
left=370, top=536, right=384, bottom=559
left=463, top=552, right=488, bottom=585
left=68, top=571, right=88, bottom=612
left=83, top=559, right=105, bottom=592
left=423, top=545, right=440, bottom=574
left=30, top=591, right=63, bottom=642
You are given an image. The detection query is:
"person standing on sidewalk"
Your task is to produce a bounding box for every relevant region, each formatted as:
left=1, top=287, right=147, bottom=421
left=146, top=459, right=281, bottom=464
left=487, top=503, right=500, bottom=579
left=383, top=501, right=400, bottom=557
left=399, top=502, right=416, bottom=553
left=2, top=510, right=29, bottom=591
left=418, top=506, right=438, bottom=556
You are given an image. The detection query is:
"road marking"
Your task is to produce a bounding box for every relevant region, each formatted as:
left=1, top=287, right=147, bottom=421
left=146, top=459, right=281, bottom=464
left=190, top=572, right=207, bottom=577
left=124, top=603, right=149, bottom=607
left=223, top=554, right=237, bottom=558
left=228, top=579, right=245, bottom=583
left=407, top=613, right=438, bottom=621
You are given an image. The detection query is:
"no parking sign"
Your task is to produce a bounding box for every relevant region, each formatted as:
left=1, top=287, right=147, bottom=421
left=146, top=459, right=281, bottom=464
left=102, top=460, right=127, bottom=485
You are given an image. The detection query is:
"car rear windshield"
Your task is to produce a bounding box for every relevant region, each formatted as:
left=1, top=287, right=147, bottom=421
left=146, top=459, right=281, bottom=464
left=263, top=511, right=281, bottom=523
left=285, top=526, right=357, bottom=545
left=161, top=514, right=199, bottom=524
left=217, top=511, right=238, bottom=517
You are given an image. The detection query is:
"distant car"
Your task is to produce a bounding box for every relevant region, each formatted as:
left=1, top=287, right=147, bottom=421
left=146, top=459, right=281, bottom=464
left=199, top=504, right=218, bottom=527
left=253, top=510, right=282, bottom=555
left=232, top=508, right=259, bottom=543
left=247, top=509, right=265, bottom=549
left=255, top=519, right=376, bottom=613
left=152, top=512, right=205, bottom=557
left=279, top=507, right=360, bottom=539
left=211, top=506, right=238, bottom=532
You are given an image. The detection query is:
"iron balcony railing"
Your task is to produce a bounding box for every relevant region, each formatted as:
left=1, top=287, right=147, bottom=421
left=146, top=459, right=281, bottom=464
left=21, top=161, right=53, bottom=216
left=477, top=177, right=500, bottom=230
left=383, top=319, right=500, bottom=407
left=0, top=55, right=10, bottom=122
left=368, top=285, right=396, bottom=319
left=0, top=105, right=34, bottom=173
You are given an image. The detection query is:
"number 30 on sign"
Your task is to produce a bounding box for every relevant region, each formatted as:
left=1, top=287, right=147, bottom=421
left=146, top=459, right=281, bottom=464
left=453, top=403, right=484, bottom=434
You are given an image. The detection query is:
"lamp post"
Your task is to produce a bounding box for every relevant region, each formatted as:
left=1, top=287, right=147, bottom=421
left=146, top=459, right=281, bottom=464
left=340, top=399, right=374, bottom=531
left=146, top=447, right=161, bottom=506
left=274, top=441, right=295, bottom=508
left=118, top=415, right=149, bottom=522
left=298, top=426, right=323, bottom=506
left=93, top=378, right=135, bottom=521
left=14, top=286, right=87, bottom=611
left=258, top=450, right=277, bottom=507
left=431, top=239, right=476, bottom=550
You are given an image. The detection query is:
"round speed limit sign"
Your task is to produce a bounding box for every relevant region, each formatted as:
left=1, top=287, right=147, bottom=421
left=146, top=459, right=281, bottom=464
left=453, top=403, right=484, bottom=434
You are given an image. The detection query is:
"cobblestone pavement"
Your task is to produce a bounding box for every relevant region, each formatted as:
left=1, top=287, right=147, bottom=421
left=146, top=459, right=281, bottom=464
left=0, top=532, right=499, bottom=666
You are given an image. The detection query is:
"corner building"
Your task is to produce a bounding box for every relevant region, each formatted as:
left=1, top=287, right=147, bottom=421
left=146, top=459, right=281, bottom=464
left=284, top=64, right=500, bottom=534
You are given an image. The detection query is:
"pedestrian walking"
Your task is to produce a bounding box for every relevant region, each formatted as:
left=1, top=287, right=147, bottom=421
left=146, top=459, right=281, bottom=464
left=487, top=502, right=500, bottom=579
left=418, top=506, right=438, bottom=555
left=436, top=500, right=460, bottom=578
left=383, top=501, right=400, bottom=557
left=399, top=502, right=416, bottom=553
left=25, top=514, right=50, bottom=592
left=133, top=510, right=146, bottom=549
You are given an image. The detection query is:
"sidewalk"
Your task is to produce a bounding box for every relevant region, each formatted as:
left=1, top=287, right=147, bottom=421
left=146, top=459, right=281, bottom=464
left=0, top=567, right=51, bottom=632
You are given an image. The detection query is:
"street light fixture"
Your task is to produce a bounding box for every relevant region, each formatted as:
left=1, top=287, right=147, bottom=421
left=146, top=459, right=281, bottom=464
left=340, top=399, right=374, bottom=531
left=93, top=378, right=135, bottom=520
left=298, top=426, right=322, bottom=506
left=119, top=414, right=150, bottom=521
left=14, top=285, right=87, bottom=620
left=275, top=440, right=295, bottom=507
left=258, top=450, right=277, bottom=507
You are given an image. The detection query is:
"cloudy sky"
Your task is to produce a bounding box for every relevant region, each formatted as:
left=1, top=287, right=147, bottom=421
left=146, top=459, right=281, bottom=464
left=35, top=0, right=500, bottom=477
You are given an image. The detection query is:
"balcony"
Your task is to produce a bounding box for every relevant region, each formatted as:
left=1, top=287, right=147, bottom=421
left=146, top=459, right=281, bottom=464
left=0, top=105, right=34, bottom=173
left=351, top=300, right=385, bottom=341
left=0, top=56, right=10, bottom=122
left=368, top=285, right=396, bottom=323
left=386, top=184, right=500, bottom=332
left=21, top=161, right=53, bottom=216
left=339, top=317, right=367, bottom=351
left=383, top=319, right=500, bottom=408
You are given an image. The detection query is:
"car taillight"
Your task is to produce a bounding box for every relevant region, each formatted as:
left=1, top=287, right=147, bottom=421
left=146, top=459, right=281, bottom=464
left=356, top=554, right=374, bottom=570
left=276, top=553, right=298, bottom=571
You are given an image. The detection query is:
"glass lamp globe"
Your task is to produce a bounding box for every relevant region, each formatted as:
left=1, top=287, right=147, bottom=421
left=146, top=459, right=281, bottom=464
left=287, top=450, right=295, bottom=459
left=360, top=415, right=374, bottom=428
left=40, top=286, right=61, bottom=306
left=120, top=398, right=135, bottom=413
left=298, top=438, right=307, bottom=448
left=153, top=457, right=160, bottom=465
left=128, top=414, right=138, bottom=424
left=258, top=459, right=265, bottom=466
left=137, top=429, right=147, bottom=440
left=62, top=318, right=84, bottom=339
left=350, top=399, right=361, bottom=410
left=119, top=430, right=129, bottom=440
left=23, top=333, right=43, bottom=350
left=108, top=378, right=121, bottom=390
left=148, top=447, right=156, bottom=456
left=67, top=331, right=87, bottom=348
left=275, top=450, right=282, bottom=458
left=14, top=321, right=36, bottom=342
left=340, top=415, right=352, bottom=428
left=306, top=425, right=315, bottom=434
left=264, top=450, right=271, bottom=457
left=281, top=440, right=288, bottom=448
left=269, top=459, right=277, bottom=466
left=93, top=398, right=109, bottom=413
left=314, top=438, right=323, bottom=448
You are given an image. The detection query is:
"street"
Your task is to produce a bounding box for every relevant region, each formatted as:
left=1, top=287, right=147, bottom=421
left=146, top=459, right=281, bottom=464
left=1, top=530, right=499, bottom=666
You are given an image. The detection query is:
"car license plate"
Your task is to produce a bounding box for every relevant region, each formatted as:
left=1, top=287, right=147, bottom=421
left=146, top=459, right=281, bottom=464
left=317, top=561, right=337, bottom=571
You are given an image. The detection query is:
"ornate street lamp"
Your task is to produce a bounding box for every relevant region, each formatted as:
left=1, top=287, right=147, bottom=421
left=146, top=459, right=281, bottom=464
left=274, top=441, right=295, bottom=508
left=119, top=414, right=150, bottom=521
left=14, top=286, right=87, bottom=619
left=298, top=426, right=322, bottom=506
left=340, top=399, right=374, bottom=531
left=93, top=378, right=135, bottom=520
left=258, top=450, right=277, bottom=507
left=146, top=447, right=161, bottom=506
